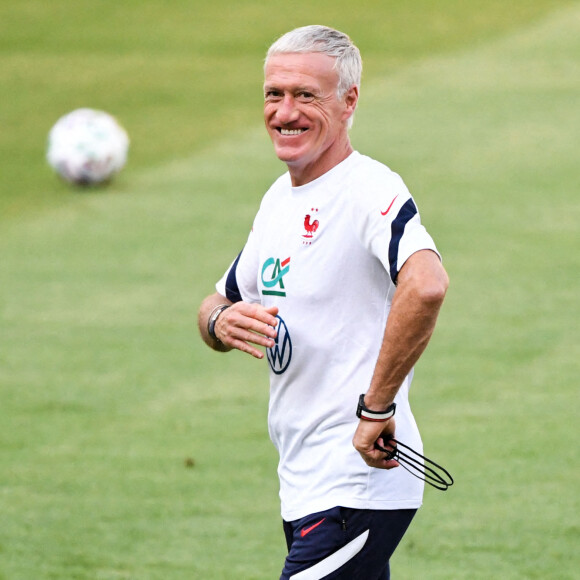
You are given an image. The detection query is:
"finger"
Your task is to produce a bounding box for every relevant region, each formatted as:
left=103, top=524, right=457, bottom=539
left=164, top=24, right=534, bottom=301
left=255, top=309, right=279, bottom=335
left=232, top=304, right=279, bottom=337
left=228, top=337, right=268, bottom=359
left=375, top=436, right=397, bottom=456
left=378, top=458, right=400, bottom=470
left=361, top=452, right=400, bottom=470
left=221, top=317, right=278, bottom=359
left=353, top=439, right=400, bottom=469
left=265, top=305, right=279, bottom=319
left=218, top=308, right=272, bottom=342
left=245, top=317, right=278, bottom=340
left=220, top=325, right=275, bottom=356
left=224, top=312, right=277, bottom=344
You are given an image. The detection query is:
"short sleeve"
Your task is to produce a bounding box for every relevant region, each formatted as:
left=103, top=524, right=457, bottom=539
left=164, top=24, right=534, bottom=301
left=351, top=165, right=439, bottom=284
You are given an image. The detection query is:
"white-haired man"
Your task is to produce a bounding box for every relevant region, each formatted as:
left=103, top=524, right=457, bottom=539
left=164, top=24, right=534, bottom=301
left=199, top=25, right=449, bottom=579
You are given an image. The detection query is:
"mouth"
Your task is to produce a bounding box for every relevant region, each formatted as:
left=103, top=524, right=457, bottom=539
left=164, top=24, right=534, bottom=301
left=277, top=128, right=308, bottom=136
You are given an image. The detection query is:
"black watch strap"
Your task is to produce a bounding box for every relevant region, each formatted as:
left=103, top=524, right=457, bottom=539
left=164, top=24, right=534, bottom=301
left=356, top=394, right=396, bottom=422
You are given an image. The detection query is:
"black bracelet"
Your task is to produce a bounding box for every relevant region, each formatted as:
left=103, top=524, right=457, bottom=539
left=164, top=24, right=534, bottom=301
left=207, top=304, right=229, bottom=342
left=356, top=394, right=396, bottom=422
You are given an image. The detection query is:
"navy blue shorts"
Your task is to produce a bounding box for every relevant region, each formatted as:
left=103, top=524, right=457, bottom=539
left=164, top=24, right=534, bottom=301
left=280, top=506, right=416, bottom=580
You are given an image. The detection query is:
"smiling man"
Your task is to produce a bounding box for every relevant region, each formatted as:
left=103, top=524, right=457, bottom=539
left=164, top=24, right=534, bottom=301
left=198, top=25, right=449, bottom=579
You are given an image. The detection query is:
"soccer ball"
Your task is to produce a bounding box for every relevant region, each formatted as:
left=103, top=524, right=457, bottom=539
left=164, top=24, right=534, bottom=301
left=47, top=108, right=130, bottom=186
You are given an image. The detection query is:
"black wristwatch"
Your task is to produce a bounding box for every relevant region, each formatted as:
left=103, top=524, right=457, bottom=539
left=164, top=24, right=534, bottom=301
left=356, top=394, right=396, bottom=422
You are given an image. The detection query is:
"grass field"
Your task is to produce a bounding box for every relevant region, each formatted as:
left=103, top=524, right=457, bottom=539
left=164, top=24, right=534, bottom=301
left=1, top=1, right=579, bottom=578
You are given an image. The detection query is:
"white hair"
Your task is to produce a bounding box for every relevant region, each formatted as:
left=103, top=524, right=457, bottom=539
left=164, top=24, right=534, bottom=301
left=265, top=25, right=362, bottom=100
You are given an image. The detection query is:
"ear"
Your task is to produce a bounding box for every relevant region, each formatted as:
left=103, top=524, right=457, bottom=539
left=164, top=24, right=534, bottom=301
left=342, top=85, right=359, bottom=121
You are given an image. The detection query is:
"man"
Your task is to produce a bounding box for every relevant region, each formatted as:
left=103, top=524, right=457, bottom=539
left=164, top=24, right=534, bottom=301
left=198, top=25, right=449, bottom=579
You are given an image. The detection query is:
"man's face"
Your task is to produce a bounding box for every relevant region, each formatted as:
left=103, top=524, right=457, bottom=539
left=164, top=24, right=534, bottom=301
left=263, top=52, right=357, bottom=186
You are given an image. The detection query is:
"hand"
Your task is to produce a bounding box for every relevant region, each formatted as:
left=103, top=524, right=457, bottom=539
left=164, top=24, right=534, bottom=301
left=352, top=418, right=399, bottom=470
left=215, top=302, right=279, bottom=359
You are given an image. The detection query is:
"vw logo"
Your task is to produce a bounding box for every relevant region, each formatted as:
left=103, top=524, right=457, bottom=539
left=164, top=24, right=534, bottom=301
left=267, top=315, right=292, bottom=375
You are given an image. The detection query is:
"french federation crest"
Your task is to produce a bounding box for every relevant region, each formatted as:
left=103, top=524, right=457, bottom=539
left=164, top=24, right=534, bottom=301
left=302, top=208, right=319, bottom=245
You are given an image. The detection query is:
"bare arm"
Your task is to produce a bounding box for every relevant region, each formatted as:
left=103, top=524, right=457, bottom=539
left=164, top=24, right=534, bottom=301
left=198, top=292, right=279, bottom=359
left=352, top=249, right=449, bottom=468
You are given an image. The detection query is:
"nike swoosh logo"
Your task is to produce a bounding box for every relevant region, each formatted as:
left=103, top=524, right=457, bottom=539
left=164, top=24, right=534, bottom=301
left=381, top=194, right=399, bottom=216
left=290, top=530, right=369, bottom=579
left=300, top=518, right=326, bottom=538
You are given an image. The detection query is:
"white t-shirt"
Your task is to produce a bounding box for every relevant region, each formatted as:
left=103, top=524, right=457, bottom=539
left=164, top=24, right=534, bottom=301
left=216, top=151, right=439, bottom=521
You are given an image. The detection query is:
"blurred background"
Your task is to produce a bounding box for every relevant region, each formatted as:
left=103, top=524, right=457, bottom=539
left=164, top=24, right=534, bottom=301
left=1, top=1, right=578, bottom=578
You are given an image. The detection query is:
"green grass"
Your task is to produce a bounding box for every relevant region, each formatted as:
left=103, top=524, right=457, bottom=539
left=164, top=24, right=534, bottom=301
left=0, top=0, right=570, bottom=217
left=1, top=1, right=579, bottom=578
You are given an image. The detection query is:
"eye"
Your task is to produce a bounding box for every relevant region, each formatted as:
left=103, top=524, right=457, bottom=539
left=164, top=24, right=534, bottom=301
left=296, top=91, right=315, bottom=103
left=264, top=89, right=283, bottom=101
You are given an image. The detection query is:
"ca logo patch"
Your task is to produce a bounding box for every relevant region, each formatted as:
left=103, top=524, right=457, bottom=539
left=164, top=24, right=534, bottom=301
left=267, top=315, right=292, bottom=375
left=261, top=257, right=290, bottom=296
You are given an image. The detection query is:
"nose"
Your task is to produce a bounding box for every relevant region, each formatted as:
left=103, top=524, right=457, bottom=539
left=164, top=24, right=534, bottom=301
left=276, top=94, right=300, bottom=124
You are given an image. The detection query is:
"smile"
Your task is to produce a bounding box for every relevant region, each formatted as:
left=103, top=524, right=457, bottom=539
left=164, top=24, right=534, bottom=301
left=278, top=128, right=307, bottom=135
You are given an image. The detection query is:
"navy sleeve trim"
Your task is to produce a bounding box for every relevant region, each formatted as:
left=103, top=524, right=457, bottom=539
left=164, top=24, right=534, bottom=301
left=225, top=251, right=244, bottom=303
left=388, top=198, right=418, bottom=284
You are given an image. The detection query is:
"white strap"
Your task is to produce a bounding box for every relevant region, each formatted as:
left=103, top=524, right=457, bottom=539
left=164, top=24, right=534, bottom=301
left=290, top=529, right=369, bottom=580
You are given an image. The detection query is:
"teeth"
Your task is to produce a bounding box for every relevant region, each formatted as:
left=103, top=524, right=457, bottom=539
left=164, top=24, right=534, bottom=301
left=280, top=129, right=305, bottom=135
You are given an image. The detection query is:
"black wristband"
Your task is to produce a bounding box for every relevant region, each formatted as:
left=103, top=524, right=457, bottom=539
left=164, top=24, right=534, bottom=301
left=356, top=394, right=396, bottom=422
left=207, top=304, right=229, bottom=342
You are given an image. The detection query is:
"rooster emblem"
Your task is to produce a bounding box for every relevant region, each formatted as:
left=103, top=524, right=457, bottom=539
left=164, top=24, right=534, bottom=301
left=302, top=210, right=319, bottom=239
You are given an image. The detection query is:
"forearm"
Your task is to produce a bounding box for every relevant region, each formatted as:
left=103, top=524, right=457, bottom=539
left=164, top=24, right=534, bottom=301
left=364, top=250, right=449, bottom=410
left=352, top=250, right=448, bottom=468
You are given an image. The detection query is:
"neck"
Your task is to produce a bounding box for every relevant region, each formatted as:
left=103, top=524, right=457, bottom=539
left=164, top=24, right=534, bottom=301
left=288, top=141, right=353, bottom=187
